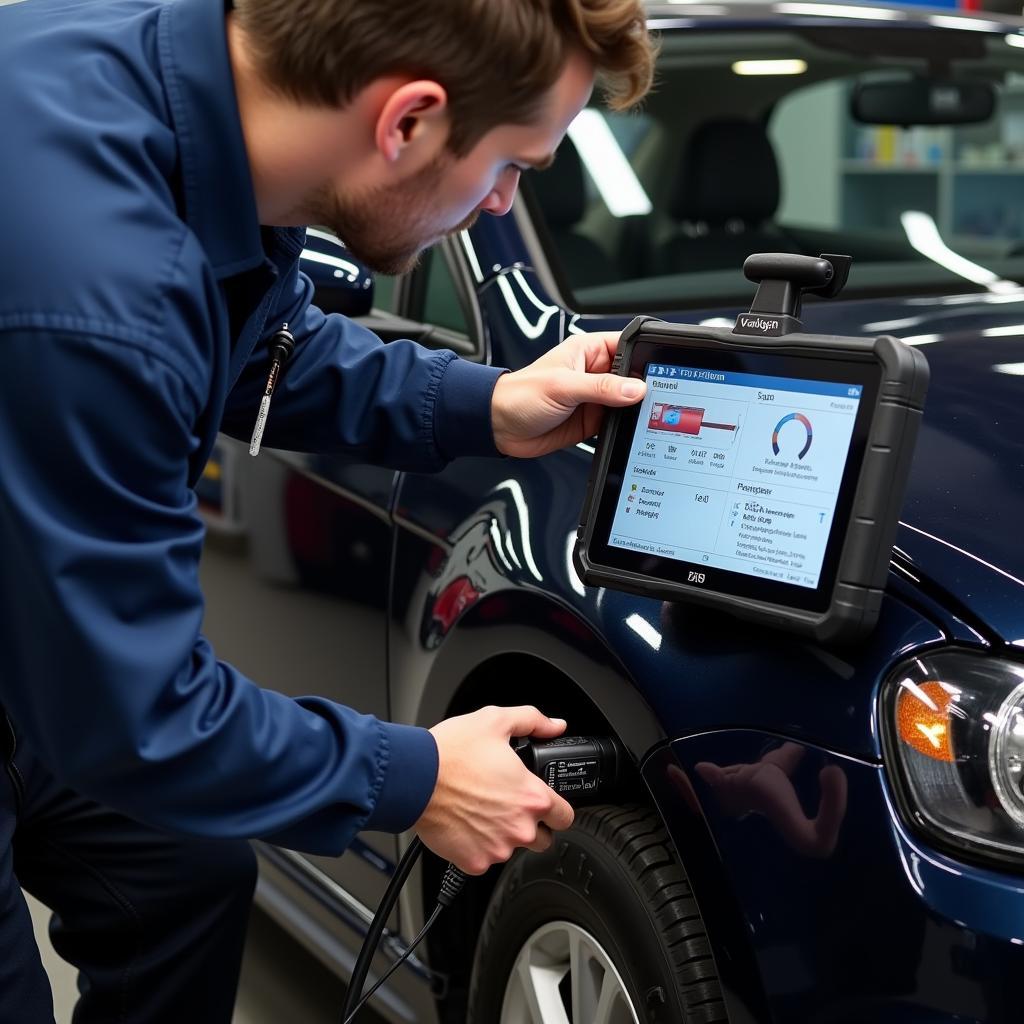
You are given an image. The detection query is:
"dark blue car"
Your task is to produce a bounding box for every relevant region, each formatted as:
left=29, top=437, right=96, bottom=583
left=200, top=5, right=1024, bottom=1022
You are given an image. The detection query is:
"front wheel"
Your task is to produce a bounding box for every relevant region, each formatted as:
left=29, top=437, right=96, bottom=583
left=467, top=805, right=728, bottom=1024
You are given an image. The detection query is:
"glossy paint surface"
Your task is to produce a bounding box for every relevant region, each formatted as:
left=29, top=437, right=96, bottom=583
left=648, top=730, right=1024, bottom=1023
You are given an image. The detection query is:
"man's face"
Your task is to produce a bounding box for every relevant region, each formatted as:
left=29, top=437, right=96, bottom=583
left=300, top=50, right=594, bottom=275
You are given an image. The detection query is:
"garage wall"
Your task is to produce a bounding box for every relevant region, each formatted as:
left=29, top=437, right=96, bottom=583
left=772, top=80, right=843, bottom=229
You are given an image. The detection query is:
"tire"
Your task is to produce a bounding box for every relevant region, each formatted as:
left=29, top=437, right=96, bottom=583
left=467, top=805, right=728, bottom=1024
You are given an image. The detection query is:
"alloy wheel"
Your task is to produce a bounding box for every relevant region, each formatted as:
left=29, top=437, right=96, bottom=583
left=499, top=920, right=640, bottom=1024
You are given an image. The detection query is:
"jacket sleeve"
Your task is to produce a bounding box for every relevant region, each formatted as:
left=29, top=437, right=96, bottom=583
left=0, top=327, right=435, bottom=855
left=219, top=257, right=507, bottom=470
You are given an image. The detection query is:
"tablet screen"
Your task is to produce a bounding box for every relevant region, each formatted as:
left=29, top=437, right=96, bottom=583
left=607, top=362, right=863, bottom=590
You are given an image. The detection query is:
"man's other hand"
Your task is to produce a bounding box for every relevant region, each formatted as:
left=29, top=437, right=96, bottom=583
left=415, top=706, right=575, bottom=875
left=491, top=331, right=646, bottom=458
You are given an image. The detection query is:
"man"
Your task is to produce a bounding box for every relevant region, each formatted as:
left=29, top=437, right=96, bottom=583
left=0, top=0, right=655, bottom=1019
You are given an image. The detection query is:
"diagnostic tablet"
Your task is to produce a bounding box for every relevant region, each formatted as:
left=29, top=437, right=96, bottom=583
left=574, top=255, right=929, bottom=643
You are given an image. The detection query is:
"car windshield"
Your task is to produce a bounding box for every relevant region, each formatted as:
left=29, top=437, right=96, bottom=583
left=523, top=24, right=1024, bottom=311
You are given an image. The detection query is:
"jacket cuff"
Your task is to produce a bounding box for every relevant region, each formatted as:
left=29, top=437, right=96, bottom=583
left=434, top=357, right=508, bottom=461
left=364, top=722, right=439, bottom=833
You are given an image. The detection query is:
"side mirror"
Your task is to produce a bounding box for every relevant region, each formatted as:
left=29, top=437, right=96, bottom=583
left=300, top=229, right=375, bottom=317
left=851, top=76, right=996, bottom=126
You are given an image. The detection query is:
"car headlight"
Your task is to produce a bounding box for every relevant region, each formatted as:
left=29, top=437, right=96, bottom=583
left=882, top=649, right=1024, bottom=867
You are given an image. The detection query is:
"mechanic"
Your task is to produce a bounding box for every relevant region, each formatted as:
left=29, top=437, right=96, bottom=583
left=0, top=0, right=654, bottom=1019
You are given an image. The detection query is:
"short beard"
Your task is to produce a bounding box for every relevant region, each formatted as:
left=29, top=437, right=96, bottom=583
left=297, top=153, right=479, bottom=276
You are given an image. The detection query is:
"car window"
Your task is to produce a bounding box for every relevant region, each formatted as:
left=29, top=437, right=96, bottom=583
left=371, top=271, right=397, bottom=313
left=772, top=74, right=1024, bottom=249
left=523, top=27, right=1024, bottom=312
left=422, top=247, right=471, bottom=336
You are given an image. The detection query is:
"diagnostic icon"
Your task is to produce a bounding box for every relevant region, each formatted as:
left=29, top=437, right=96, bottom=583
left=771, top=412, right=813, bottom=459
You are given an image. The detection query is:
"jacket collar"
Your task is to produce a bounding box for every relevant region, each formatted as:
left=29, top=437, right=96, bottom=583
left=158, top=0, right=264, bottom=279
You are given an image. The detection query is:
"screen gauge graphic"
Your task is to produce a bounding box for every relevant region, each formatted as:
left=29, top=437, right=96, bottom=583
left=772, top=412, right=813, bottom=459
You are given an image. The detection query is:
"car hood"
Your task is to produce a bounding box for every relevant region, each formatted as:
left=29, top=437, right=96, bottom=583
left=660, top=292, right=1024, bottom=642
left=494, top=256, right=1024, bottom=638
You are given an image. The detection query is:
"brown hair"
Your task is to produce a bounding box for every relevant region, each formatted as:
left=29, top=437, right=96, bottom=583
left=233, top=0, right=655, bottom=156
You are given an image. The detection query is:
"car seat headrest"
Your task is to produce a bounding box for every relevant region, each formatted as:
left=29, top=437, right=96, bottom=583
left=530, top=138, right=586, bottom=229
left=670, top=118, right=780, bottom=227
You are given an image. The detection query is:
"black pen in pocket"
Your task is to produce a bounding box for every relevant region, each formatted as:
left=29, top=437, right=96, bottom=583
left=249, top=324, right=295, bottom=457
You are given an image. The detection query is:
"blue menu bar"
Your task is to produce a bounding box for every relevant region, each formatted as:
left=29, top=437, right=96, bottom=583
left=645, top=363, right=862, bottom=399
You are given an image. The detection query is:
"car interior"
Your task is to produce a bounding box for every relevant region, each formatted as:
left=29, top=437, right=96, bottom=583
left=524, top=26, right=1024, bottom=311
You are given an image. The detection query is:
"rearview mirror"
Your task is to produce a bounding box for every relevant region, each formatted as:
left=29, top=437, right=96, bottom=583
left=300, top=230, right=375, bottom=317
left=851, top=77, right=995, bottom=126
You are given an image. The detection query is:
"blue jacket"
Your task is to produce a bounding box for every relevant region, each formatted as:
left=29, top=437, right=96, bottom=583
left=0, top=0, right=506, bottom=855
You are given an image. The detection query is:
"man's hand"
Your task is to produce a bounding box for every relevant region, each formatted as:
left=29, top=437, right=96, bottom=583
left=491, top=331, right=646, bottom=458
left=415, top=706, right=575, bottom=875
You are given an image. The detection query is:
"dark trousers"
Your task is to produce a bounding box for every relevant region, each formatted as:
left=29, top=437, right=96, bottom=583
left=1, top=712, right=257, bottom=1023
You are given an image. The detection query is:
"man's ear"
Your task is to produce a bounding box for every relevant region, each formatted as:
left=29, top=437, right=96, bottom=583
left=375, top=80, right=449, bottom=165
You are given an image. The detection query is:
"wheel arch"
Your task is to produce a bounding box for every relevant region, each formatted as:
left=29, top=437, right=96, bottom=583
left=402, top=592, right=773, bottom=1021
left=400, top=589, right=666, bottom=761
left=404, top=591, right=760, bottom=1021
left=403, top=591, right=666, bottom=1020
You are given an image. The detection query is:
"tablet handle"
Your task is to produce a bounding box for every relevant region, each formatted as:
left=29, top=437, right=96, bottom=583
left=733, top=253, right=853, bottom=337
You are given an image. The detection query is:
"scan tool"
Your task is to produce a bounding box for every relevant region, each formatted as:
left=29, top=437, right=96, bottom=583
left=574, top=254, right=929, bottom=643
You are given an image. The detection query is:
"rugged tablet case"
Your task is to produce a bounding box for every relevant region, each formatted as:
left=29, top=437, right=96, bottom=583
left=573, top=316, right=930, bottom=644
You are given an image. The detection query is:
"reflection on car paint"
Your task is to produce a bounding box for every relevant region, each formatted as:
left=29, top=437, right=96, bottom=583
left=695, top=741, right=849, bottom=859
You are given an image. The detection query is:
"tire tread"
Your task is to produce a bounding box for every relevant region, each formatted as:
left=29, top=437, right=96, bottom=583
left=576, top=804, right=729, bottom=1023
left=468, top=803, right=729, bottom=1024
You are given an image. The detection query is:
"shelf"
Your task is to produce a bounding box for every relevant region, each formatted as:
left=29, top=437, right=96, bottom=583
left=841, top=161, right=940, bottom=173
left=842, top=160, right=1024, bottom=176
left=953, top=164, right=1024, bottom=174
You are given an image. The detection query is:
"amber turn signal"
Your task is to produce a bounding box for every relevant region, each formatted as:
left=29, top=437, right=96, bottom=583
left=895, top=679, right=958, bottom=763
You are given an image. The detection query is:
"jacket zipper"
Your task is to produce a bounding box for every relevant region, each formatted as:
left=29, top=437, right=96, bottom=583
left=3, top=713, right=25, bottom=808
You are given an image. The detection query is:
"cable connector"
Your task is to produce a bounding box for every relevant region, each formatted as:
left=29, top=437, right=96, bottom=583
left=437, top=863, right=466, bottom=908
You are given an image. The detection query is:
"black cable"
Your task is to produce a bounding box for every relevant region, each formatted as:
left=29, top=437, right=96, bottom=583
left=340, top=836, right=424, bottom=1022
left=338, top=735, right=621, bottom=1022
left=339, top=841, right=467, bottom=1024
left=340, top=904, right=442, bottom=1024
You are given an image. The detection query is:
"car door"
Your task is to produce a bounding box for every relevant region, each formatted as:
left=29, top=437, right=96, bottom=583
left=197, top=255, right=436, bottom=918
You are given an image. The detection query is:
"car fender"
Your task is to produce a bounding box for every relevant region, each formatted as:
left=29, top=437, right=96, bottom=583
left=391, top=586, right=666, bottom=762
left=391, top=586, right=774, bottom=1020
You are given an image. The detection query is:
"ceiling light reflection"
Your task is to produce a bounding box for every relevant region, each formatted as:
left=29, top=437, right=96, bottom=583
left=306, top=227, right=342, bottom=245
left=299, top=248, right=361, bottom=282
left=732, top=59, right=807, bottom=76
left=863, top=316, right=925, bottom=332
left=626, top=612, right=662, bottom=651
left=567, top=109, right=653, bottom=217
left=901, top=211, right=1018, bottom=293
left=494, top=479, right=543, bottom=581
left=662, top=1, right=728, bottom=10
left=905, top=292, right=1024, bottom=306
left=774, top=3, right=904, bottom=20
left=566, top=533, right=586, bottom=597
left=495, top=272, right=560, bottom=339
left=504, top=531, right=522, bottom=570
left=458, top=230, right=484, bottom=283
left=927, top=14, right=1004, bottom=32
left=488, top=519, right=515, bottom=573
left=900, top=521, right=1024, bottom=590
